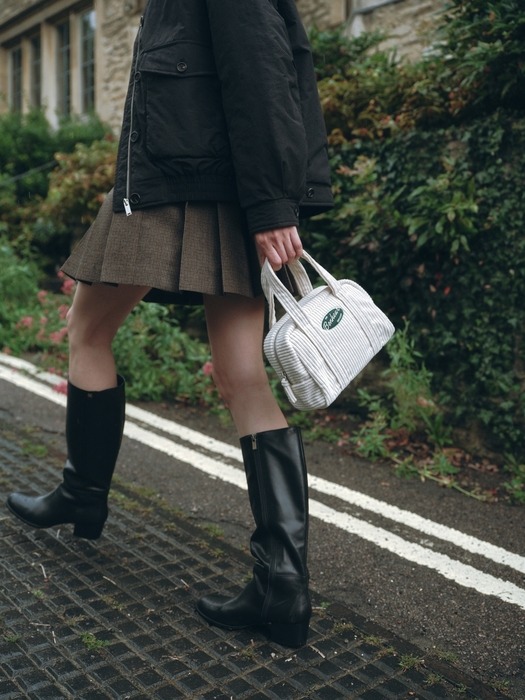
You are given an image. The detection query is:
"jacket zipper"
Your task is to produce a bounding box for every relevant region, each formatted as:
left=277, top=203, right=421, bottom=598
left=123, top=16, right=144, bottom=216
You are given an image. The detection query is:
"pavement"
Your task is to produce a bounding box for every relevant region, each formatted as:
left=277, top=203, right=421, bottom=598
left=0, top=417, right=508, bottom=700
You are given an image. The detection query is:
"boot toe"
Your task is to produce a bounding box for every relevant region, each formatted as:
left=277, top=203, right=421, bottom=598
left=6, top=489, right=72, bottom=529
left=196, top=594, right=256, bottom=630
left=6, top=492, right=44, bottom=527
left=196, top=581, right=266, bottom=630
left=196, top=595, right=230, bottom=623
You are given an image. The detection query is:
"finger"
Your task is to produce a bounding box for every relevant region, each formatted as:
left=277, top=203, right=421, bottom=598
left=285, top=230, right=303, bottom=263
left=277, top=228, right=302, bottom=264
left=290, top=228, right=304, bottom=259
left=255, top=238, right=282, bottom=270
left=268, top=246, right=285, bottom=270
left=255, top=228, right=302, bottom=269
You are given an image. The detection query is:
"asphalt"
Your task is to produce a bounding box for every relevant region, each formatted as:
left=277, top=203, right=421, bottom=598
left=0, top=417, right=507, bottom=700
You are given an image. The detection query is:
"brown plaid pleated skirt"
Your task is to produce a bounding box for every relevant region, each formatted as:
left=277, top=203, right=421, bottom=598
left=61, top=189, right=262, bottom=305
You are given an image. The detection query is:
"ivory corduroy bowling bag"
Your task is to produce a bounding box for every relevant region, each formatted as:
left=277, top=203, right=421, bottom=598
left=261, top=251, right=395, bottom=411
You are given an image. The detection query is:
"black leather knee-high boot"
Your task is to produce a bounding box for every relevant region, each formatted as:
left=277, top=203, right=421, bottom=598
left=196, top=427, right=311, bottom=647
left=6, top=376, right=125, bottom=540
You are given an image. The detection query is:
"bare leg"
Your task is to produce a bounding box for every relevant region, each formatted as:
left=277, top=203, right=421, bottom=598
left=203, top=294, right=288, bottom=436
left=7, top=281, right=151, bottom=538
left=67, top=282, right=150, bottom=390
left=198, top=293, right=310, bottom=648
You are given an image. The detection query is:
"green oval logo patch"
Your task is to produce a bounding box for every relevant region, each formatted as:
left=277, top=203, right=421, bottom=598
left=322, top=308, right=344, bottom=330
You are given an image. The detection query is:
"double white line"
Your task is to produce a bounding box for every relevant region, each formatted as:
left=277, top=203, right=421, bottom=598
left=1, top=352, right=525, bottom=610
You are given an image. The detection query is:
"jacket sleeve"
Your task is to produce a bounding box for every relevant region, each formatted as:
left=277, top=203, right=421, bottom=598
left=205, top=0, right=308, bottom=235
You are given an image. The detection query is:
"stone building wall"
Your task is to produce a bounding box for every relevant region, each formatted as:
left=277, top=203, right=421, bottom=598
left=296, top=0, right=348, bottom=28
left=0, top=1, right=445, bottom=131
left=348, top=0, right=445, bottom=61
left=95, top=1, right=140, bottom=129
left=0, top=0, right=36, bottom=27
left=296, top=0, right=445, bottom=61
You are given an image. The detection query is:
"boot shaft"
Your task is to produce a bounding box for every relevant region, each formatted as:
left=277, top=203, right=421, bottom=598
left=65, top=376, right=126, bottom=491
left=6, top=376, right=126, bottom=539
left=195, top=426, right=311, bottom=642
left=240, top=427, right=309, bottom=580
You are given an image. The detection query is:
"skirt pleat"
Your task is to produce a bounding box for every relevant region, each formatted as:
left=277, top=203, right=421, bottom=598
left=61, top=189, right=262, bottom=305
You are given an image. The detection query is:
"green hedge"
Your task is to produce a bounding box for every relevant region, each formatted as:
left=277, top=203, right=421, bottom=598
left=301, top=0, right=525, bottom=455
left=0, top=110, right=111, bottom=270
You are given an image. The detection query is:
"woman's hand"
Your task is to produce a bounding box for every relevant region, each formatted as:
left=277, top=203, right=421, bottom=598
left=255, top=226, right=303, bottom=270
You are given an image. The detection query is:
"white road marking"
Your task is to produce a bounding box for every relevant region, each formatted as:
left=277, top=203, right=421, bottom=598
left=1, top=355, right=524, bottom=575
left=309, top=501, right=525, bottom=609
left=1, top=354, right=525, bottom=611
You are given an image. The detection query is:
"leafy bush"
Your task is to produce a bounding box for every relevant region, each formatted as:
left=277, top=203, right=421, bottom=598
left=0, top=239, right=41, bottom=352
left=0, top=110, right=57, bottom=205
left=0, top=240, right=215, bottom=405
left=0, top=110, right=112, bottom=267
left=112, top=303, right=215, bottom=403
left=37, top=137, right=118, bottom=263
left=439, top=0, right=525, bottom=115
left=0, top=110, right=109, bottom=208
left=302, top=2, right=525, bottom=457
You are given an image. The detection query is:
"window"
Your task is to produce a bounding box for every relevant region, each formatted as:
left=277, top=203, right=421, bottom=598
left=30, top=34, right=42, bottom=108
left=10, top=45, right=23, bottom=112
left=1, top=4, right=97, bottom=121
left=56, top=20, right=71, bottom=116
left=80, top=9, right=96, bottom=113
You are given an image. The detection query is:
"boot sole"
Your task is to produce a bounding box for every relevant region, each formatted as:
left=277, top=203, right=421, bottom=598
left=5, top=500, right=104, bottom=540
left=195, top=605, right=309, bottom=648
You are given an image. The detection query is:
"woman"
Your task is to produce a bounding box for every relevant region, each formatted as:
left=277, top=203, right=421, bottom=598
left=6, top=0, right=333, bottom=648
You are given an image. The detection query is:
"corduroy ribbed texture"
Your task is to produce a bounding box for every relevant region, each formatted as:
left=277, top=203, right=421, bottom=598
left=262, top=252, right=395, bottom=411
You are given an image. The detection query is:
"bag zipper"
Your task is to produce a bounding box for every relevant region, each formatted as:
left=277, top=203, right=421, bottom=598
left=280, top=373, right=298, bottom=405
left=123, top=15, right=144, bottom=217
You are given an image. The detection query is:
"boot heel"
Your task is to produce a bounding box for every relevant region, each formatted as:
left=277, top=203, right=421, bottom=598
left=269, top=621, right=309, bottom=648
left=73, top=521, right=105, bottom=540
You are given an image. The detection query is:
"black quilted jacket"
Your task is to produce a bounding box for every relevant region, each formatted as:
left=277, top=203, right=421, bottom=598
left=113, top=0, right=333, bottom=235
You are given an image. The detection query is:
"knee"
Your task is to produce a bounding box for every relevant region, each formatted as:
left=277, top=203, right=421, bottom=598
left=211, top=360, right=269, bottom=406
left=66, top=306, right=111, bottom=353
left=65, top=306, right=80, bottom=348
left=66, top=310, right=87, bottom=354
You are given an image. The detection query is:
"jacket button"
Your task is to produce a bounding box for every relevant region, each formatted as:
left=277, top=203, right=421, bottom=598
left=130, top=130, right=139, bottom=143
left=306, top=187, right=315, bottom=198
left=293, top=205, right=300, bottom=217
left=134, top=71, right=141, bottom=81
left=130, top=193, right=141, bottom=205
left=176, top=61, right=188, bottom=73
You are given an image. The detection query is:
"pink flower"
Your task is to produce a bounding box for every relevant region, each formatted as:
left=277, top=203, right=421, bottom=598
left=58, top=304, right=70, bottom=320
left=49, top=327, right=68, bottom=344
left=37, top=290, right=48, bottom=304
left=60, top=278, right=75, bottom=296
left=202, top=361, right=214, bottom=376
left=53, top=381, right=68, bottom=395
left=17, top=316, right=34, bottom=328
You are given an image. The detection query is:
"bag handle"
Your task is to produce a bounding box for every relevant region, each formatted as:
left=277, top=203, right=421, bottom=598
left=297, top=250, right=342, bottom=293
left=261, top=250, right=341, bottom=328
left=261, top=251, right=348, bottom=381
